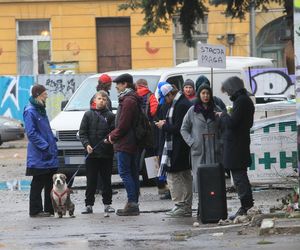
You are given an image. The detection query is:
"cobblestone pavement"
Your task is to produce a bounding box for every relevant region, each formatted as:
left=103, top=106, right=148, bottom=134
left=0, top=139, right=299, bottom=250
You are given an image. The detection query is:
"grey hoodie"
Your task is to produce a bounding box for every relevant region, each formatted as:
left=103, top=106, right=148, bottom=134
left=221, top=76, right=244, bottom=97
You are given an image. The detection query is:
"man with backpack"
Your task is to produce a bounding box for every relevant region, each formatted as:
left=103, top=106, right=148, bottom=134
left=136, top=79, right=158, bottom=119
left=135, top=79, right=158, bottom=175
left=108, top=73, right=141, bottom=216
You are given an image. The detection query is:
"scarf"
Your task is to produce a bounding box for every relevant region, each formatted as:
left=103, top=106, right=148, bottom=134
left=194, top=102, right=215, bottom=121
left=158, top=92, right=182, bottom=178
left=118, top=88, right=133, bottom=99
left=29, top=96, right=46, bottom=117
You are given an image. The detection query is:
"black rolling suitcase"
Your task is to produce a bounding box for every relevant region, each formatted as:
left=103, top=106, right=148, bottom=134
left=197, top=134, right=227, bottom=223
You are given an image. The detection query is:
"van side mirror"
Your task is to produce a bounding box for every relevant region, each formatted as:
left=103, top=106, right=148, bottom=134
left=61, top=100, right=68, bottom=111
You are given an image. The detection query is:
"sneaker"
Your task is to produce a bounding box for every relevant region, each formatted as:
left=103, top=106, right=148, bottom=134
left=30, top=211, right=51, bottom=218
left=116, top=202, right=140, bottom=216
left=166, top=206, right=192, bottom=217
left=229, top=207, right=248, bottom=220
left=104, top=205, right=115, bottom=213
left=165, top=205, right=180, bottom=216
left=81, top=205, right=93, bottom=214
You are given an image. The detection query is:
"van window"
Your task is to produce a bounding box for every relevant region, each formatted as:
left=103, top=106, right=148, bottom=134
left=65, top=75, right=160, bottom=111
left=166, top=75, right=184, bottom=90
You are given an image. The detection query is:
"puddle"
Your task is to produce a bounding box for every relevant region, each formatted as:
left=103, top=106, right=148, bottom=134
left=0, top=179, right=31, bottom=191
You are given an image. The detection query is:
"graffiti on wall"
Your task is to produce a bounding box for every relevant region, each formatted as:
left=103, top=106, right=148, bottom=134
left=37, top=74, right=92, bottom=120
left=248, top=68, right=295, bottom=97
left=0, top=76, right=34, bottom=121
left=0, top=74, right=92, bottom=122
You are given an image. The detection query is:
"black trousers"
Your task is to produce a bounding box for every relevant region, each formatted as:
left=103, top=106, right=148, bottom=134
left=85, top=157, right=113, bottom=206
left=231, top=169, right=254, bottom=208
left=29, top=171, right=55, bottom=216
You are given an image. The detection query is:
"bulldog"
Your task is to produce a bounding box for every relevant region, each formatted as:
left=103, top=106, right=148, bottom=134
left=51, top=173, right=75, bottom=218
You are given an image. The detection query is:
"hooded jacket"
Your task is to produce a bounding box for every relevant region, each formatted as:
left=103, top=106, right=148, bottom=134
left=23, top=104, right=58, bottom=170
left=136, top=85, right=158, bottom=117
left=220, top=77, right=254, bottom=170
left=194, top=75, right=226, bottom=112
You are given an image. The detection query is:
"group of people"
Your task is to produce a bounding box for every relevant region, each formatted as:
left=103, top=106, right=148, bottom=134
left=23, top=72, right=254, bottom=221
left=156, top=77, right=254, bottom=218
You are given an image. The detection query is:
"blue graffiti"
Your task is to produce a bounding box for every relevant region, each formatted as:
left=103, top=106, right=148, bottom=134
left=0, top=76, right=34, bottom=121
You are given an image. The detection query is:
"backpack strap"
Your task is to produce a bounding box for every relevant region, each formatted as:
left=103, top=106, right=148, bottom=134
left=144, top=92, right=151, bottom=117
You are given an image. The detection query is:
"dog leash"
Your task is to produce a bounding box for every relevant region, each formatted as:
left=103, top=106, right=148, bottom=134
left=66, top=139, right=106, bottom=187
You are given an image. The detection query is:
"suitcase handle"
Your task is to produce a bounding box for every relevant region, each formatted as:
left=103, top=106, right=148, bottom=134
left=202, top=133, right=216, bottom=164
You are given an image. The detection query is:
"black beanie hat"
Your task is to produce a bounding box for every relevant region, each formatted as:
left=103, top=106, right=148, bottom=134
left=31, top=84, right=46, bottom=98
left=183, top=79, right=195, bottom=89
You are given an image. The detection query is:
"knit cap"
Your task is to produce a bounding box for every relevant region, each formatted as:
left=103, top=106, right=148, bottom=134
left=98, top=74, right=112, bottom=84
left=31, top=84, right=46, bottom=98
left=183, top=79, right=195, bottom=89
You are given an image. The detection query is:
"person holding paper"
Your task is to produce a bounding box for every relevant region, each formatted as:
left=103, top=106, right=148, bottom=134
left=155, top=83, right=192, bottom=217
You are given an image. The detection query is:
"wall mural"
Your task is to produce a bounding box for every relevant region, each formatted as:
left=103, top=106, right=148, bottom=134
left=0, top=76, right=34, bottom=122
left=248, top=68, right=294, bottom=97
left=145, top=41, right=160, bottom=54
left=0, top=74, right=91, bottom=122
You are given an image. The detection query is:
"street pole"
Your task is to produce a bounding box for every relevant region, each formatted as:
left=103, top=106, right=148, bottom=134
left=294, top=0, right=300, bottom=207
left=250, top=0, right=256, bottom=57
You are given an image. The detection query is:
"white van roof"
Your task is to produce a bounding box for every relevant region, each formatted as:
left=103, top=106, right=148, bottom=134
left=87, top=63, right=256, bottom=82
left=176, top=56, right=274, bottom=69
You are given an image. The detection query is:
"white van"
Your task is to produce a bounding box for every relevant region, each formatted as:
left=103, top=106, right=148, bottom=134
left=50, top=57, right=274, bottom=180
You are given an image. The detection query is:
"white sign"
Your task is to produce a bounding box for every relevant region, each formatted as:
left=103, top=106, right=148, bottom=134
left=197, top=43, right=226, bottom=68
left=144, top=156, right=160, bottom=179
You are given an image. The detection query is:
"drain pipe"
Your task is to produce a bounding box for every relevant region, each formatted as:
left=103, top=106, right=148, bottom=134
left=250, top=0, right=256, bottom=56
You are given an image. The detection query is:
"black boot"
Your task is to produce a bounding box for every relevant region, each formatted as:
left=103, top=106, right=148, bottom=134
left=229, top=207, right=248, bottom=220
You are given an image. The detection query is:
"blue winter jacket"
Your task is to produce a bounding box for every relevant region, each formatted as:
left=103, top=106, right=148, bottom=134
left=23, top=104, right=58, bottom=169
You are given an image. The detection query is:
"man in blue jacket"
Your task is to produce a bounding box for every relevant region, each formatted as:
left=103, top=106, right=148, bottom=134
left=23, top=84, right=58, bottom=217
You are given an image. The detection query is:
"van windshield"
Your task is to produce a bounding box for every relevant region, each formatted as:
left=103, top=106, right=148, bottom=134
left=65, top=75, right=160, bottom=111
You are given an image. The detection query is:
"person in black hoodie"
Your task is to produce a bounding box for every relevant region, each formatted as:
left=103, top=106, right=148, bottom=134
left=79, top=91, right=115, bottom=215
left=217, top=76, right=254, bottom=220
left=195, top=75, right=227, bottom=112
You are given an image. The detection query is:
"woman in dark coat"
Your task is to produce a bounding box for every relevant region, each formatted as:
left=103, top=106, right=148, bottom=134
left=218, top=76, right=254, bottom=220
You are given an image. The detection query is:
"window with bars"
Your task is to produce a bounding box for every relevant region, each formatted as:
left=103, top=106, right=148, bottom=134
left=17, top=20, right=51, bottom=75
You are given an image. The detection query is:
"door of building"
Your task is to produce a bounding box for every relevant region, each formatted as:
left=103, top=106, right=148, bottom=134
left=96, top=18, right=131, bottom=73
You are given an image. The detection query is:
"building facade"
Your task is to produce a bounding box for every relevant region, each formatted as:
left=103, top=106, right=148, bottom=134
left=0, top=0, right=288, bottom=75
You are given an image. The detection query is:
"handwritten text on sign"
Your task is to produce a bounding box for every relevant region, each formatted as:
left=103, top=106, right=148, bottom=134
left=197, top=43, right=226, bottom=68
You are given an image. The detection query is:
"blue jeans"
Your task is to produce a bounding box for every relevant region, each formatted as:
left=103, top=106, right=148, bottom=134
left=117, top=151, right=140, bottom=203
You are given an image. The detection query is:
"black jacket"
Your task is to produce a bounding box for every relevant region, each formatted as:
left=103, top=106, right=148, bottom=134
left=162, top=94, right=192, bottom=173
left=220, top=89, right=254, bottom=170
left=79, top=108, right=115, bottom=158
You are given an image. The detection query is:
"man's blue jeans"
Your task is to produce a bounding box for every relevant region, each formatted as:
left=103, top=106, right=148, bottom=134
left=117, top=151, right=140, bottom=203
